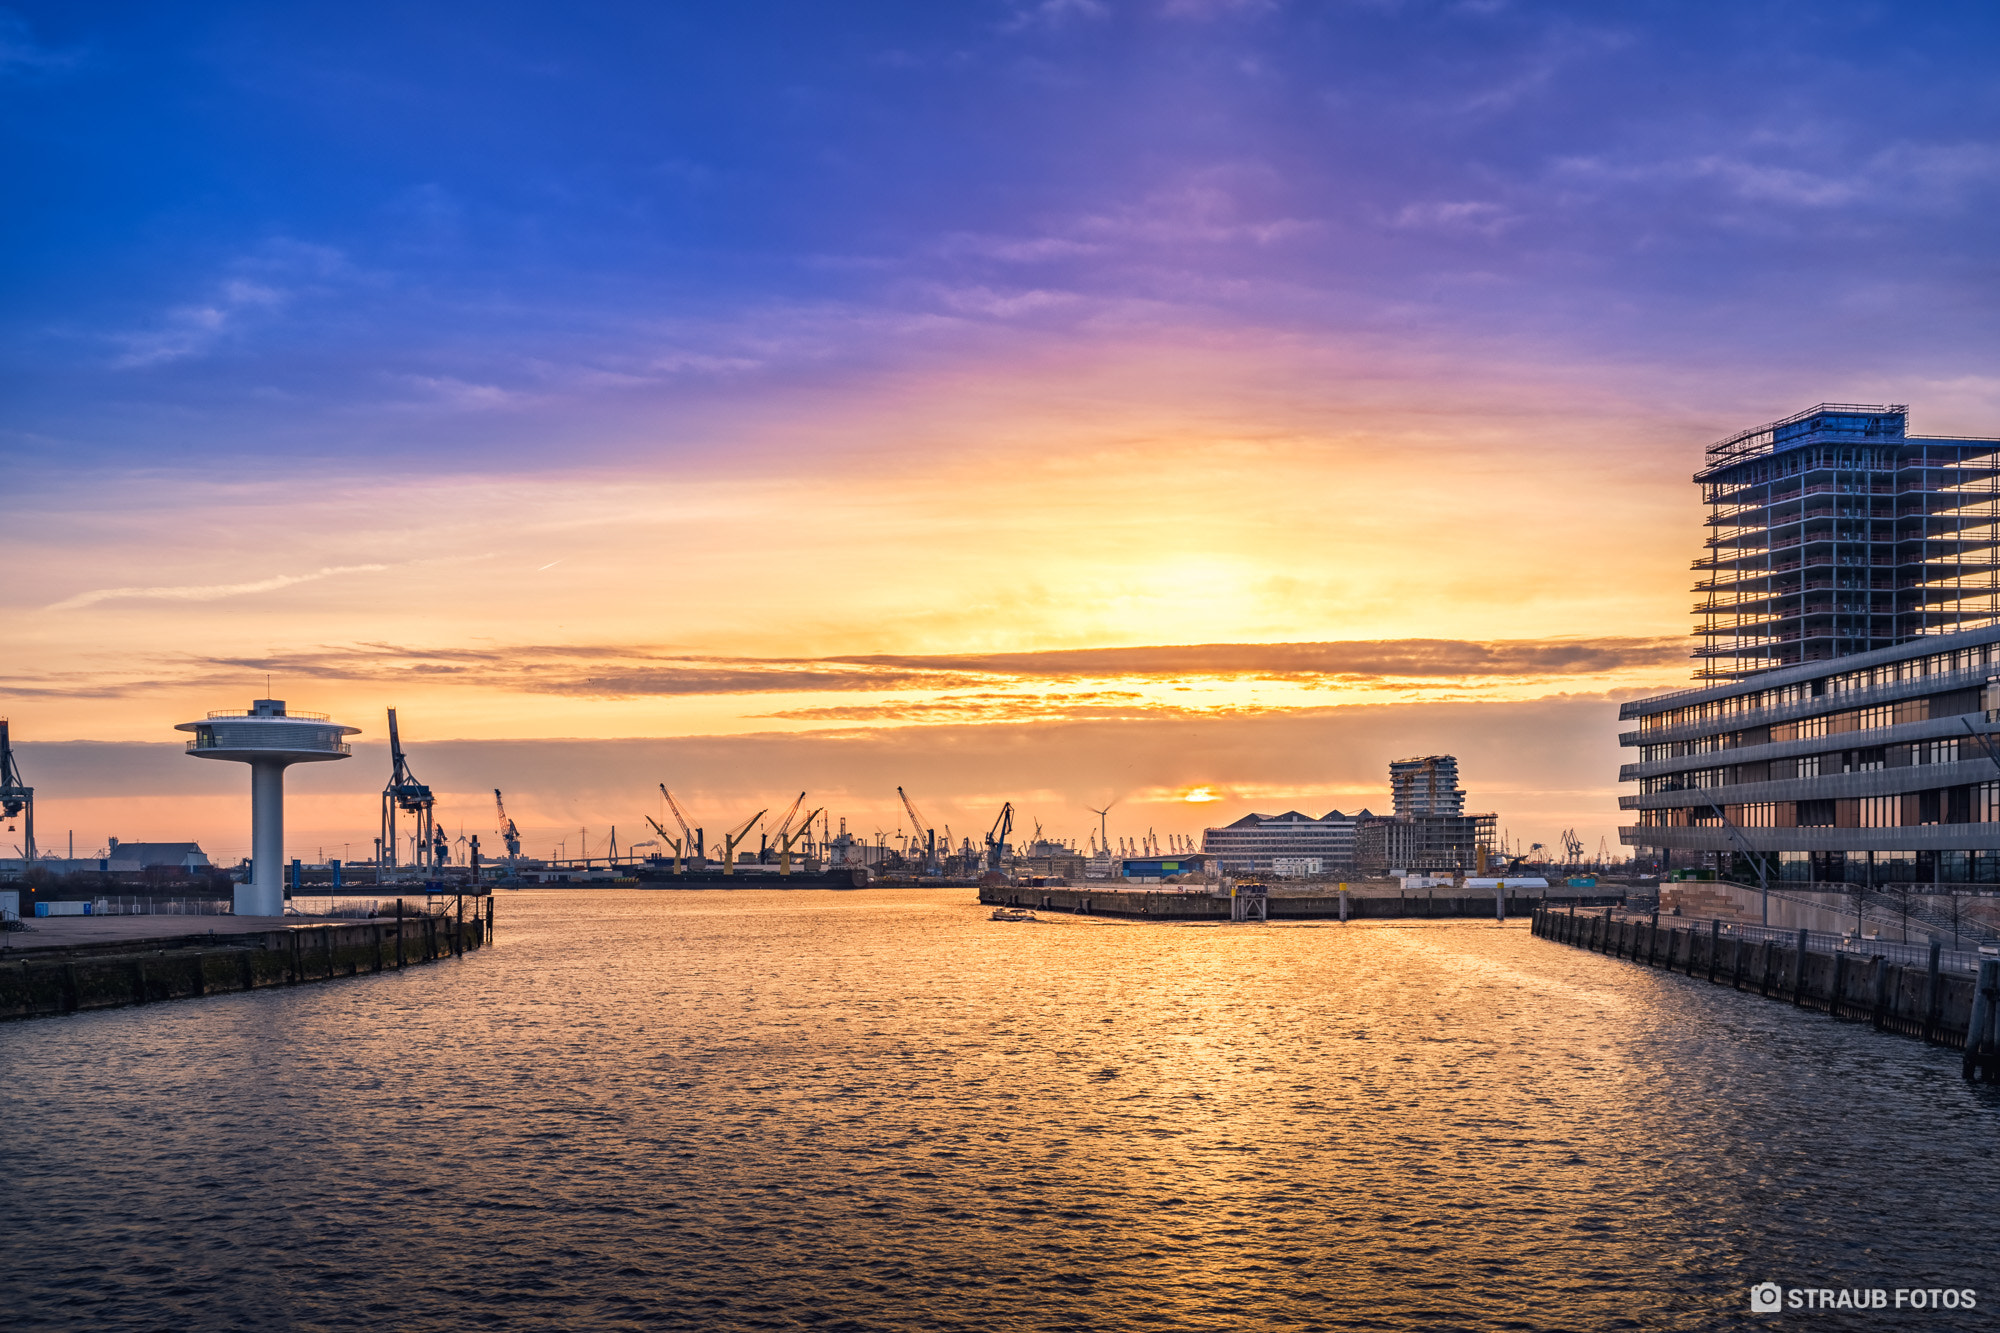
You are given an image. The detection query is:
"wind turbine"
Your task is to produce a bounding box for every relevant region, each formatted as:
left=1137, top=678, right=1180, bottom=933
left=1087, top=800, right=1115, bottom=857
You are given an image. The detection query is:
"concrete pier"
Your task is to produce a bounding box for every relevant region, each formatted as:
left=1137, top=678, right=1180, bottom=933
left=0, top=904, right=489, bottom=1021
left=979, top=884, right=1603, bottom=921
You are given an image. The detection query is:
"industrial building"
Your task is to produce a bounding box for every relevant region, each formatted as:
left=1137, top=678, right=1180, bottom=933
left=1621, top=404, right=2000, bottom=885
left=1201, top=810, right=1370, bottom=875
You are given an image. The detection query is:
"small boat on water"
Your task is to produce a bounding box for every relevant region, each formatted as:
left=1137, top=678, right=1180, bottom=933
left=989, top=907, right=1038, bottom=923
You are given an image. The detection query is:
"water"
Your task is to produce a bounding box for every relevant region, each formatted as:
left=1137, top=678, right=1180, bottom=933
left=3, top=889, right=1997, bottom=1331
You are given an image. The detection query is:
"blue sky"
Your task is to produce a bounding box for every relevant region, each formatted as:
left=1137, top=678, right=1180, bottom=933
left=9, top=1, right=2000, bottom=470
left=6, top=1, right=2000, bottom=857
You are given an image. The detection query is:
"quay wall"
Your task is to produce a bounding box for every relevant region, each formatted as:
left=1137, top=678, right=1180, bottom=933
left=979, top=885, right=1606, bottom=920
left=0, top=911, right=488, bottom=1022
left=1532, top=905, right=1978, bottom=1048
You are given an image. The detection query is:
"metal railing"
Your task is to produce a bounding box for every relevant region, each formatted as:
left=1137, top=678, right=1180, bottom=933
left=205, top=708, right=332, bottom=721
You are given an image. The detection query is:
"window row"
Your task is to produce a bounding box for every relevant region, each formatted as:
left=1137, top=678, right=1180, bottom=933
left=1635, top=783, right=2000, bottom=829
left=1639, top=740, right=1968, bottom=793
left=1638, top=687, right=1985, bottom=762
left=1635, top=641, right=1999, bottom=734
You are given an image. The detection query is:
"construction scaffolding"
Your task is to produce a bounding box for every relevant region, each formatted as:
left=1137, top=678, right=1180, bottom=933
left=1693, top=404, right=2000, bottom=681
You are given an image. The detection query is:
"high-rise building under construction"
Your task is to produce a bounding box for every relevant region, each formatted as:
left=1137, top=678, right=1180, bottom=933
left=1390, top=755, right=1465, bottom=817
left=1621, top=404, right=2000, bottom=889
left=1693, top=404, right=2000, bottom=681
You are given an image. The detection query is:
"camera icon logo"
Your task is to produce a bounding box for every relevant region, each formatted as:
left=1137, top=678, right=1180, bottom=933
left=1750, top=1283, right=1784, bottom=1313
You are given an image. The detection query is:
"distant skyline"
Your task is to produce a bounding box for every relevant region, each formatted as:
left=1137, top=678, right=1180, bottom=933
left=7, top=2, right=2000, bottom=859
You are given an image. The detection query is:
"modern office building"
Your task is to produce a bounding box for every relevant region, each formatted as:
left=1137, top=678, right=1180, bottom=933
left=1390, top=755, right=1465, bottom=816
left=1621, top=404, right=2000, bottom=885
left=1201, top=810, right=1369, bottom=874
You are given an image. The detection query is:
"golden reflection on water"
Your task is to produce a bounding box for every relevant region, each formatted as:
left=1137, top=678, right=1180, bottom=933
left=3, top=889, right=1996, bottom=1332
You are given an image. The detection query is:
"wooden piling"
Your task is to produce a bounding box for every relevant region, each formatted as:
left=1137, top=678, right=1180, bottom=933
left=1923, top=941, right=1943, bottom=1044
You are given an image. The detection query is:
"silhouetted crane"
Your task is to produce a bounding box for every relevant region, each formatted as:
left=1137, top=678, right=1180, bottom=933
left=380, top=708, right=436, bottom=880
left=898, top=786, right=936, bottom=873
left=985, top=802, right=1014, bottom=871
left=0, top=718, right=33, bottom=864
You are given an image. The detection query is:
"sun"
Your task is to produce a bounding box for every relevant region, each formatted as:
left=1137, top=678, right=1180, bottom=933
left=1181, top=786, right=1220, bottom=803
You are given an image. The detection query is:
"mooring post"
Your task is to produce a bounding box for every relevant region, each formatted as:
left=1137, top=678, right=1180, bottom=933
left=1495, top=881, right=1505, bottom=923
left=395, top=899, right=405, bottom=968
left=1708, top=919, right=1720, bottom=982
left=1922, top=941, right=1943, bottom=1044
left=1963, top=959, right=2000, bottom=1082
left=1340, top=883, right=1348, bottom=923
left=1794, top=928, right=1810, bottom=1006
left=487, top=893, right=495, bottom=943
left=1871, top=956, right=1889, bottom=1031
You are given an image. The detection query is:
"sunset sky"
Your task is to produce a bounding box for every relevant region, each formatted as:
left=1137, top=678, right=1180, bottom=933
left=7, top=1, right=2000, bottom=864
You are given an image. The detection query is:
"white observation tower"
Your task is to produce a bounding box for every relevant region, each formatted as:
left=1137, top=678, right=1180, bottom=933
left=177, top=699, right=359, bottom=917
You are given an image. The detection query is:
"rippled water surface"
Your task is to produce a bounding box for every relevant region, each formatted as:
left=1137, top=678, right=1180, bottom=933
left=5, top=889, right=1999, bottom=1331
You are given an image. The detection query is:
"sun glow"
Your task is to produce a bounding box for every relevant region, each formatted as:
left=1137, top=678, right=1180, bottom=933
left=1181, top=786, right=1220, bottom=803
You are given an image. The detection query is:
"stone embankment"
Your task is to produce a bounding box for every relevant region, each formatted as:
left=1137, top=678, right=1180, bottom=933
left=1532, top=903, right=1983, bottom=1053
left=0, top=901, right=490, bottom=1021
left=979, top=884, right=1611, bottom=921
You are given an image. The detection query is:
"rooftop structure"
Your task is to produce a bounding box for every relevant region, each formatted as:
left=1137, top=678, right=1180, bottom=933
left=1692, top=404, right=2000, bottom=681
left=1390, top=755, right=1464, bottom=817
left=177, top=699, right=358, bottom=917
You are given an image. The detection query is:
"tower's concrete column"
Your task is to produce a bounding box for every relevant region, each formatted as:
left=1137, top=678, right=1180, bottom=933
left=180, top=699, right=357, bottom=920
left=245, top=758, right=288, bottom=918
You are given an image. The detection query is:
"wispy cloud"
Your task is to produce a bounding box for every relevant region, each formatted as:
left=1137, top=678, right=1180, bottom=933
left=131, top=634, right=1688, bottom=698
left=45, top=564, right=390, bottom=613
left=0, top=9, right=78, bottom=75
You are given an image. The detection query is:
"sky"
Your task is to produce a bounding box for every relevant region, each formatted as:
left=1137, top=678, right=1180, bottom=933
left=6, top=0, right=2000, bottom=865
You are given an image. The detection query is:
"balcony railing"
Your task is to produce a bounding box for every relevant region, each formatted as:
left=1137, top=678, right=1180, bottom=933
left=204, top=708, right=332, bottom=721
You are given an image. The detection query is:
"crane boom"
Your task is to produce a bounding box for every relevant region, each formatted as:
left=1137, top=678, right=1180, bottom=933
left=776, top=806, right=821, bottom=876
left=659, top=785, right=697, bottom=844
left=985, top=801, right=1013, bottom=871
left=494, top=789, right=521, bottom=858
left=720, top=807, right=767, bottom=877
left=645, top=814, right=686, bottom=873
left=897, top=786, right=927, bottom=840
left=772, top=791, right=806, bottom=840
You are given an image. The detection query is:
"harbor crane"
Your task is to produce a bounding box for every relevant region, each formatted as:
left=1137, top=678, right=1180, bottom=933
left=1560, top=828, right=1585, bottom=868
left=494, top=789, right=522, bottom=873
left=659, top=784, right=702, bottom=866
left=897, top=786, right=937, bottom=873
left=770, top=791, right=806, bottom=862
left=776, top=807, right=822, bottom=876
left=380, top=708, right=438, bottom=880
left=644, top=815, right=685, bottom=871
left=720, top=806, right=767, bottom=876
left=985, top=802, right=1013, bottom=871
left=0, top=718, right=34, bottom=864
